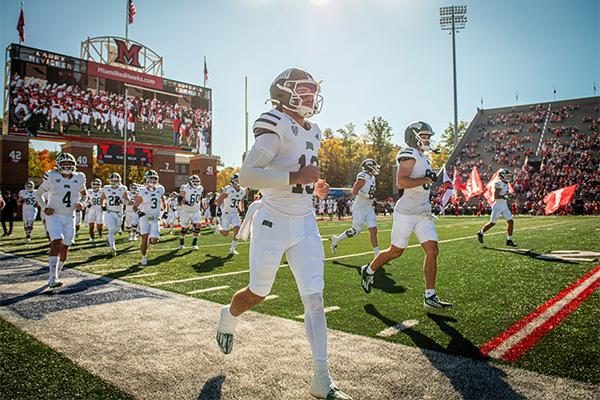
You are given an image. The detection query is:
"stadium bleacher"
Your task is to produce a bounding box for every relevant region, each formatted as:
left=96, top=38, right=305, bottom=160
left=440, top=96, right=599, bottom=215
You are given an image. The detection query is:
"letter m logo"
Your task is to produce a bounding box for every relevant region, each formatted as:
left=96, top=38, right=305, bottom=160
left=114, top=39, right=142, bottom=68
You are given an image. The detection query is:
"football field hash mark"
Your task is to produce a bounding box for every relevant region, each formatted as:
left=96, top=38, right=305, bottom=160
left=376, top=319, right=420, bottom=337
left=264, top=295, right=279, bottom=301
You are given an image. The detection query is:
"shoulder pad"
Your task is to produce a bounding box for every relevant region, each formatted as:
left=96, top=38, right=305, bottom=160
left=356, top=172, right=369, bottom=180
left=253, top=110, right=281, bottom=137
left=397, top=148, right=417, bottom=161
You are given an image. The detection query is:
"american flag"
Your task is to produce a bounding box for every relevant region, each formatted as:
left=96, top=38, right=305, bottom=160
left=17, top=2, right=25, bottom=43
left=128, top=0, right=136, bottom=24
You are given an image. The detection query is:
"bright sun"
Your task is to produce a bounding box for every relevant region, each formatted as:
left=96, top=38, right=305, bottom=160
left=310, top=0, right=329, bottom=6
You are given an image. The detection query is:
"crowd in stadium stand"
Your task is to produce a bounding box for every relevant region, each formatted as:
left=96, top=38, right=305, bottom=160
left=439, top=102, right=599, bottom=215
left=9, top=73, right=211, bottom=152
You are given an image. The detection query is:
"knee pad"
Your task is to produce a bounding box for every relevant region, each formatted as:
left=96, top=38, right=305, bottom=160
left=344, top=228, right=357, bottom=238
left=180, top=228, right=188, bottom=235
left=301, top=292, right=324, bottom=314
left=193, top=227, right=201, bottom=234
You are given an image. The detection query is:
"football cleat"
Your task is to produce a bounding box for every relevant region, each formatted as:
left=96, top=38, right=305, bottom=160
left=193, top=245, right=200, bottom=250
left=48, top=280, right=63, bottom=289
left=360, top=265, right=374, bottom=294
left=110, top=245, right=117, bottom=257
left=330, top=236, right=338, bottom=255
left=216, top=331, right=234, bottom=354
left=424, top=294, right=452, bottom=309
left=477, top=231, right=484, bottom=244
left=506, top=239, right=517, bottom=247
left=310, top=376, right=352, bottom=400
left=229, top=248, right=239, bottom=256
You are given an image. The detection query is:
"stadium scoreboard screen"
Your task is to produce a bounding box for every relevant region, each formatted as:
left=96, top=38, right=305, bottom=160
left=6, top=43, right=212, bottom=154
left=97, top=144, right=152, bottom=166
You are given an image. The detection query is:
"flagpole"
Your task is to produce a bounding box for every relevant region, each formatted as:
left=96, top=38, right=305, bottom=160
left=244, top=76, right=248, bottom=160
left=203, top=56, right=207, bottom=88
left=123, top=0, right=128, bottom=185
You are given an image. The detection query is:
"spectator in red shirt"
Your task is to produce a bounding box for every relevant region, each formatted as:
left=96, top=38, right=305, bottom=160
left=172, top=113, right=182, bottom=146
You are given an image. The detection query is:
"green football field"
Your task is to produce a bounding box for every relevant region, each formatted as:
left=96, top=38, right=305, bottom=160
left=1, top=215, right=599, bottom=388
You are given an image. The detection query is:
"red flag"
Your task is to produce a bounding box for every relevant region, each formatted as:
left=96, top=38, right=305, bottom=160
left=451, top=166, right=465, bottom=204
left=543, top=185, right=578, bottom=215
left=441, top=166, right=454, bottom=207
left=128, top=0, right=136, bottom=24
left=483, top=169, right=514, bottom=206
left=17, top=4, right=25, bottom=43
left=463, top=166, right=484, bottom=201
left=203, top=57, right=208, bottom=84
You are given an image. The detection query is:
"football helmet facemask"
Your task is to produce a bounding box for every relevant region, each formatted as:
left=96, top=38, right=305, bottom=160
left=109, top=172, right=122, bottom=187
left=144, top=170, right=159, bottom=188
left=405, top=121, right=434, bottom=152
left=270, top=68, right=323, bottom=119
left=188, top=175, right=201, bottom=188
left=361, top=159, right=380, bottom=176
left=499, top=169, right=513, bottom=183
left=56, top=152, right=77, bottom=175
left=230, top=173, right=240, bottom=187
left=25, top=181, right=35, bottom=191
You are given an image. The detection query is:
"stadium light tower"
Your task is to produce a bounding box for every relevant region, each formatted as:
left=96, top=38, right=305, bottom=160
left=440, top=5, right=467, bottom=150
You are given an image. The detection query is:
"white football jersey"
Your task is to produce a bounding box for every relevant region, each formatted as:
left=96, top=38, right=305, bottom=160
left=326, top=199, right=334, bottom=209
left=137, top=185, right=165, bottom=217
left=101, top=185, right=127, bottom=212
left=354, top=171, right=376, bottom=210
left=39, top=170, right=86, bottom=216
left=180, top=183, right=204, bottom=211
left=168, top=198, right=179, bottom=213
left=494, top=181, right=510, bottom=205
left=125, top=191, right=136, bottom=212
left=220, top=185, right=246, bottom=215
left=19, top=190, right=38, bottom=211
left=251, top=108, right=321, bottom=216
left=394, top=147, right=433, bottom=215
left=87, top=189, right=104, bottom=210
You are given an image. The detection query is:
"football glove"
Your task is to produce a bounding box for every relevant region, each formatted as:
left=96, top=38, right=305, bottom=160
left=137, top=211, right=146, bottom=218
left=425, top=170, right=437, bottom=181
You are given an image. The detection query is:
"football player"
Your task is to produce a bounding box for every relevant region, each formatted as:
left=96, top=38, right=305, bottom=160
left=125, top=183, right=139, bottom=241
left=331, top=159, right=380, bottom=256
left=17, top=181, right=38, bottom=241
left=477, top=169, right=517, bottom=247
left=100, top=173, right=129, bottom=256
left=214, top=174, right=246, bottom=255
left=326, top=196, right=334, bottom=221
left=166, top=191, right=179, bottom=234
left=35, top=153, right=87, bottom=288
left=216, top=68, right=351, bottom=400
left=201, top=192, right=214, bottom=229
left=86, top=178, right=104, bottom=246
left=179, top=175, right=204, bottom=250
left=359, top=122, right=452, bottom=309
left=133, top=170, right=166, bottom=265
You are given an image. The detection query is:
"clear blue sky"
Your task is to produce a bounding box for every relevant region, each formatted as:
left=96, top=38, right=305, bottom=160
left=1, top=0, right=598, bottom=167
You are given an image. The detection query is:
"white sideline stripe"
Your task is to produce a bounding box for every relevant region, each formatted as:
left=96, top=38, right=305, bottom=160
left=295, top=306, right=340, bottom=319
left=125, top=272, right=161, bottom=279
left=150, top=221, right=571, bottom=287
left=376, top=320, right=419, bottom=337
left=187, top=285, right=229, bottom=294
left=487, top=268, right=600, bottom=359
left=265, top=294, right=279, bottom=301
left=94, top=268, right=130, bottom=274
left=153, top=270, right=250, bottom=286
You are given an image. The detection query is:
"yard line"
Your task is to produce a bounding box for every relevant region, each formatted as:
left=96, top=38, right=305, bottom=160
left=296, top=306, right=340, bottom=319
left=376, top=320, right=419, bottom=337
left=94, top=268, right=130, bottom=274
left=150, top=220, right=572, bottom=287
left=265, top=294, right=279, bottom=301
left=187, top=285, right=230, bottom=294
left=152, top=269, right=250, bottom=286
left=481, top=264, right=600, bottom=361
left=125, top=272, right=161, bottom=279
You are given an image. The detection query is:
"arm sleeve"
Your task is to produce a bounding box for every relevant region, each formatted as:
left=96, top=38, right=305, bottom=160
left=239, top=133, right=289, bottom=189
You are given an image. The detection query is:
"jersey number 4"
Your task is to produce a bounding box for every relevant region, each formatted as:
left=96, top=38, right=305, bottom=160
left=62, top=191, right=72, bottom=208
left=292, top=154, right=318, bottom=195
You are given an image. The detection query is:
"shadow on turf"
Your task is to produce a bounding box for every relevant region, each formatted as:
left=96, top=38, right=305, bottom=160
left=192, top=253, right=234, bottom=274
left=332, top=261, right=406, bottom=294
left=482, top=246, right=579, bottom=265
left=197, top=374, right=225, bottom=400
left=364, top=304, right=526, bottom=400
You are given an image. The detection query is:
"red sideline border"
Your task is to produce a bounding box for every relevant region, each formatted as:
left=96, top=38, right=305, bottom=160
left=480, top=265, right=600, bottom=361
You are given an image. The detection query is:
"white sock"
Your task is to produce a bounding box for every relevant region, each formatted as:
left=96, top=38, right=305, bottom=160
left=108, top=231, right=115, bottom=246
left=301, top=293, right=328, bottom=366
left=57, top=260, right=65, bottom=276
left=48, top=256, right=58, bottom=281
left=313, top=359, right=329, bottom=378
left=425, top=289, right=436, bottom=298
left=336, top=232, right=349, bottom=243
left=479, top=230, right=484, bottom=236
left=373, top=247, right=380, bottom=255
left=367, top=265, right=376, bottom=275
left=507, top=235, right=512, bottom=240
left=218, top=305, right=238, bottom=334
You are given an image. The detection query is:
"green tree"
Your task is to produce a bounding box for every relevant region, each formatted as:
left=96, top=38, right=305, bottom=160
left=364, top=117, right=395, bottom=197
left=430, top=120, right=469, bottom=169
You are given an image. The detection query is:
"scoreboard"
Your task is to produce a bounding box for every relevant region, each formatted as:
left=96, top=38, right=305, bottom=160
left=97, top=144, right=152, bottom=166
